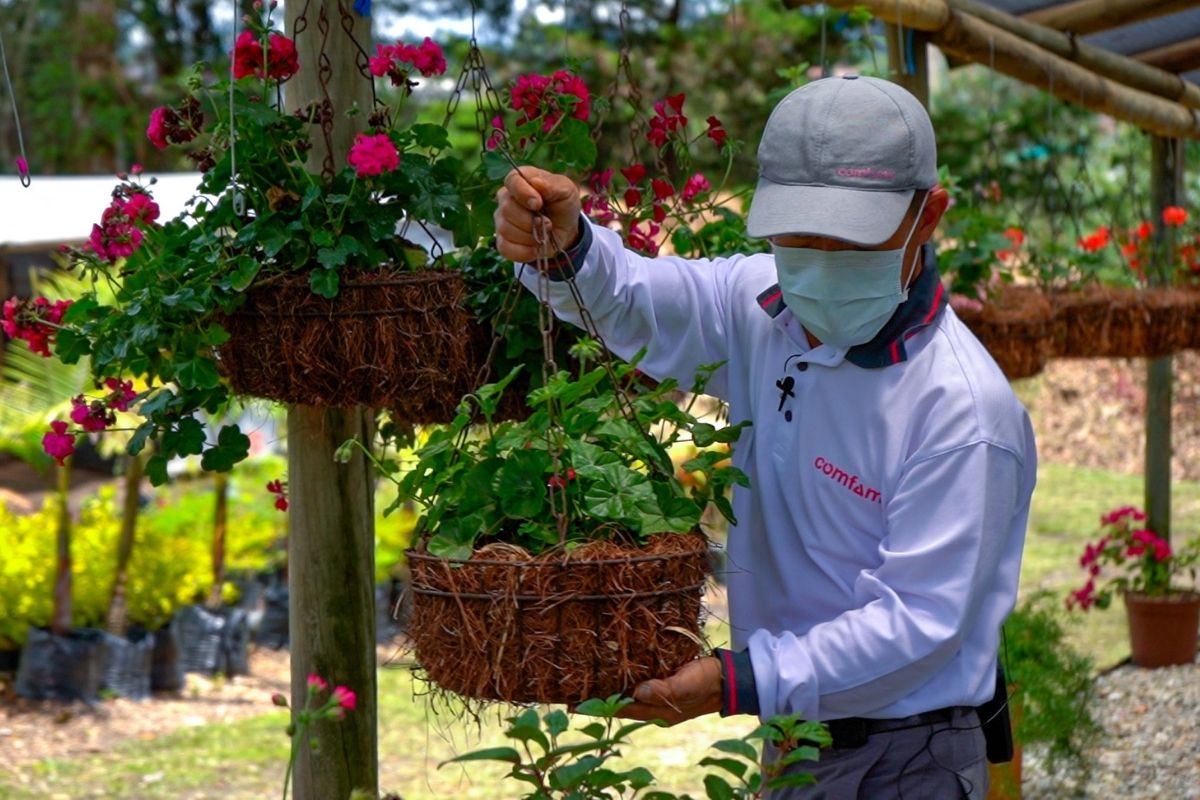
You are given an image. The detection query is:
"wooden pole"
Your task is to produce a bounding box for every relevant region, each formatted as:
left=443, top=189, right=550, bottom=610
left=798, top=0, right=1200, bottom=138
left=886, top=23, right=931, bottom=109
left=105, top=451, right=146, bottom=636
left=951, top=0, right=1200, bottom=111
left=50, top=459, right=73, bottom=636
left=1022, top=0, right=1196, bottom=37
left=1145, top=135, right=1183, bottom=544
left=284, top=3, right=378, bottom=798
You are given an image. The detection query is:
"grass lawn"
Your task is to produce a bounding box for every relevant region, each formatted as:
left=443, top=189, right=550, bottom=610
left=3, top=461, right=1199, bottom=798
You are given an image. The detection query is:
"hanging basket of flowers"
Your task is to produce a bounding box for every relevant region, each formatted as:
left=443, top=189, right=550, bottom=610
left=952, top=285, right=1052, bottom=380
left=215, top=269, right=482, bottom=418
left=373, top=357, right=749, bottom=705
left=1049, top=284, right=1200, bottom=359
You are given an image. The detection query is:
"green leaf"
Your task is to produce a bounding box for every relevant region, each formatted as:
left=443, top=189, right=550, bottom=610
left=497, top=449, right=551, bottom=519
left=145, top=453, right=170, bottom=486
left=412, top=123, right=451, bottom=150
left=573, top=696, right=632, bottom=718
left=174, top=357, right=221, bottom=390
left=703, top=774, right=735, bottom=800
left=545, top=709, right=569, bottom=737
left=440, top=747, right=521, bottom=767
left=127, top=422, right=155, bottom=457
left=691, top=422, right=718, bottom=448
left=553, top=118, right=598, bottom=171
left=765, top=772, right=818, bottom=790
left=200, top=323, right=232, bottom=347
left=712, top=739, right=759, bottom=761
left=162, top=417, right=206, bottom=458
left=778, top=745, right=821, bottom=767
left=225, top=256, right=262, bottom=291
left=482, top=150, right=514, bottom=181
left=549, top=755, right=604, bottom=791
left=317, top=246, right=348, bottom=270
left=699, top=757, right=748, bottom=780
left=310, top=268, right=340, bottom=298
left=579, top=722, right=606, bottom=740
left=199, top=425, right=251, bottom=472
left=311, top=229, right=335, bottom=247
left=624, top=766, right=654, bottom=790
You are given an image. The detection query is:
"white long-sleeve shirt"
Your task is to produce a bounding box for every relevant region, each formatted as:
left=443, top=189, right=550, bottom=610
left=519, top=221, right=1036, bottom=722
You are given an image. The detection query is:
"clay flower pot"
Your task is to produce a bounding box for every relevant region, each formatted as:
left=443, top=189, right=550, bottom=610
left=1124, top=590, right=1200, bottom=668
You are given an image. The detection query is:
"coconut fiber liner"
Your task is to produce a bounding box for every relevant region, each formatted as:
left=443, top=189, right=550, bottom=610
left=406, top=531, right=710, bottom=705
left=217, top=270, right=489, bottom=422
left=956, top=286, right=1053, bottom=380
left=1051, top=286, right=1200, bottom=359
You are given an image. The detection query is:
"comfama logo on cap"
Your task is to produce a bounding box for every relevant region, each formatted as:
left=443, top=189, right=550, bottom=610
left=813, top=456, right=882, bottom=504
left=836, top=167, right=895, bottom=181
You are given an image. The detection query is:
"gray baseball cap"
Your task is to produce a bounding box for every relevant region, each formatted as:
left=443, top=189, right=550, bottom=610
left=746, top=75, right=938, bottom=245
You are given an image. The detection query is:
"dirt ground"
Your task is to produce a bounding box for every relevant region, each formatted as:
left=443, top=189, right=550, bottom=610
left=1, top=352, right=1197, bottom=779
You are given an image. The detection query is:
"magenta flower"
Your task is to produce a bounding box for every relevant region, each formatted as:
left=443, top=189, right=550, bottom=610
left=307, top=673, right=328, bottom=692
left=332, top=685, right=356, bottom=711
left=347, top=133, right=400, bottom=177
left=42, top=420, right=76, bottom=466
left=681, top=173, right=712, bottom=203
left=104, top=378, right=138, bottom=412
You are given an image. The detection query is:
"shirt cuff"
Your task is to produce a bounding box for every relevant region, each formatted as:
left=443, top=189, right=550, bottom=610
left=715, top=648, right=759, bottom=717
left=528, top=215, right=593, bottom=282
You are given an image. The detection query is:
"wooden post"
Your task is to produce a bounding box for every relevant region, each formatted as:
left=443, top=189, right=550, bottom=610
left=105, top=451, right=146, bottom=635
left=284, top=3, right=378, bottom=798
left=885, top=23, right=931, bottom=109
left=1145, top=135, right=1183, bottom=543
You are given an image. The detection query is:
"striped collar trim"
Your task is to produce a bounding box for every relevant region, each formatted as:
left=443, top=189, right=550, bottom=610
left=756, top=246, right=946, bottom=368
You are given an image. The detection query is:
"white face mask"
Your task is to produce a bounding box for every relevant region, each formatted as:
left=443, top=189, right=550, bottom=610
left=772, top=196, right=927, bottom=349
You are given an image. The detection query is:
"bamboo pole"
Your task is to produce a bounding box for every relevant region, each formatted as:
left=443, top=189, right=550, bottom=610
left=284, top=3, right=378, bottom=799
left=1023, top=0, right=1196, bottom=37
left=803, top=0, right=1200, bottom=138
left=952, top=0, right=1200, bottom=111
left=1134, top=36, right=1200, bottom=76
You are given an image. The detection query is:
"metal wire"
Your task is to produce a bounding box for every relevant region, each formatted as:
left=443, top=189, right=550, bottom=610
left=0, top=25, right=29, bottom=187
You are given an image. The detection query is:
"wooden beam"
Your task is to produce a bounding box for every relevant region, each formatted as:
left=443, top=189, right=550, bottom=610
left=810, top=0, right=1200, bottom=137
left=1134, top=36, right=1200, bottom=75
left=1023, top=0, right=1196, bottom=37
left=783, top=0, right=949, bottom=29
left=953, top=0, right=1200, bottom=111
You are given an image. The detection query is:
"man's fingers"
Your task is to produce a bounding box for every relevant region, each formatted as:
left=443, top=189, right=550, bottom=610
left=504, top=167, right=547, bottom=211
left=634, top=678, right=673, bottom=706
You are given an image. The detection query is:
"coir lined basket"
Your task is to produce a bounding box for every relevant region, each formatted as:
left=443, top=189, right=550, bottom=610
left=216, top=270, right=489, bottom=422
left=955, top=285, right=1053, bottom=380
left=406, top=531, right=710, bottom=705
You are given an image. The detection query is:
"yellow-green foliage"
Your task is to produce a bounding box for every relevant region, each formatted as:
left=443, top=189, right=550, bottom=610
left=375, top=502, right=419, bottom=583
left=0, top=489, right=200, bottom=645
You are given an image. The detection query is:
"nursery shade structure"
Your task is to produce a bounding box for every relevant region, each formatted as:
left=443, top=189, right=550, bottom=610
left=789, top=0, right=1200, bottom=138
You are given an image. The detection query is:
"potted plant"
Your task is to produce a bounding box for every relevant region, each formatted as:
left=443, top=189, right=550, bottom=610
left=36, top=7, right=482, bottom=486
left=1067, top=505, right=1200, bottom=667
left=361, top=353, right=749, bottom=705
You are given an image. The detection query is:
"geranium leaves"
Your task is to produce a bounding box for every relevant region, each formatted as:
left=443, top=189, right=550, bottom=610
left=397, top=358, right=750, bottom=556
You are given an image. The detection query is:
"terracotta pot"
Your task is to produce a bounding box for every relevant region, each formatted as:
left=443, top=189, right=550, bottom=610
left=1124, top=590, right=1200, bottom=668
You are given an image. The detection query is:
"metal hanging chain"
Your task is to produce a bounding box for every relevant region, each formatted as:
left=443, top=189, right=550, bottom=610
left=0, top=25, right=29, bottom=187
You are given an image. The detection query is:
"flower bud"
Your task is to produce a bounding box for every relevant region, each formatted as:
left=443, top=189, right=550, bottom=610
left=271, top=692, right=288, bottom=707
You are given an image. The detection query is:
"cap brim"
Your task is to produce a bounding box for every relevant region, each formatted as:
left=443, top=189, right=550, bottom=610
left=746, top=179, right=915, bottom=246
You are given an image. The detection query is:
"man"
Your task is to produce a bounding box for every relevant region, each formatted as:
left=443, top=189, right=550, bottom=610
left=494, top=75, right=1035, bottom=799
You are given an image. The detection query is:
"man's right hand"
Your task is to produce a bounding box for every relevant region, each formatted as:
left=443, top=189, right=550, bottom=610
left=494, top=167, right=581, bottom=264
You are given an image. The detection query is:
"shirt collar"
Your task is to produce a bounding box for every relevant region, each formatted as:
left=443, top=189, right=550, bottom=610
left=755, top=245, right=946, bottom=369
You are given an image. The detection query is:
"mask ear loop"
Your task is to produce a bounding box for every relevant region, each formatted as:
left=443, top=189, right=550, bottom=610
left=900, top=191, right=930, bottom=296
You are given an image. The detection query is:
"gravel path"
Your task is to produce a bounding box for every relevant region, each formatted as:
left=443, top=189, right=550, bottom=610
left=1023, top=660, right=1200, bottom=800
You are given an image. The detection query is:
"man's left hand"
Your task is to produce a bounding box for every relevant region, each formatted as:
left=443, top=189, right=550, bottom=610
left=614, top=656, right=724, bottom=726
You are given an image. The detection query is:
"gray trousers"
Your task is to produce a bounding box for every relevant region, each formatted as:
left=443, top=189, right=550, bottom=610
left=765, top=708, right=989, bottom=800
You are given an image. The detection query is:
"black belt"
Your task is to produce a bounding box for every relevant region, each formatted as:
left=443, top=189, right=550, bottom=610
left=823, top=706, right=969, bottom=749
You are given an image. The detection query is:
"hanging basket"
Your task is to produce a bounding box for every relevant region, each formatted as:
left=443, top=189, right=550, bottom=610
left=216, top=270, right=489, bottom=422
left=955, top=286, right=1053, bottom=380
left=406, top=531, right=711, bottom=705
left=1050, top=286, right=1200, bottom=359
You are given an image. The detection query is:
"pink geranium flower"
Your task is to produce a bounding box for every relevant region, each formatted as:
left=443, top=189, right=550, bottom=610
left=42, top=420, right=76, bottom=466
left=332, top=685, right=356, bottom=711
left=347, top=133, right=400, bottom=177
